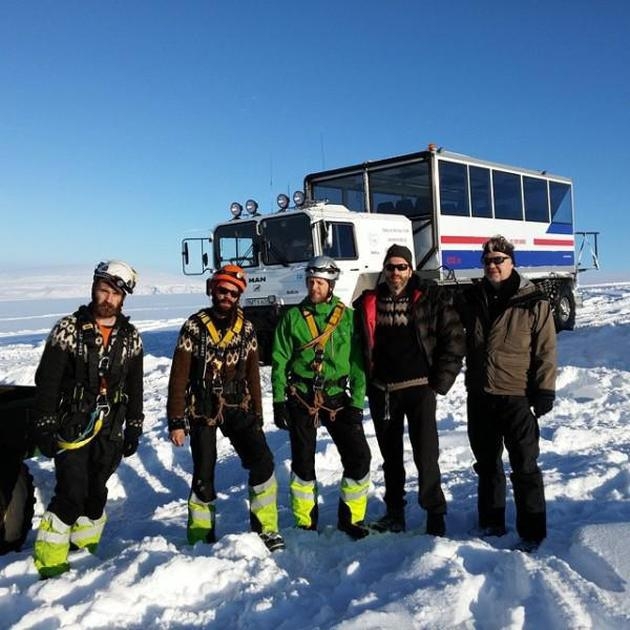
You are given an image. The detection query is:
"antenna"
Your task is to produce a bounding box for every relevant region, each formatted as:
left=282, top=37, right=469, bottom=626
left=320, top=132, right=326, bottom=169
left=269, top=153, right=274, bottom=210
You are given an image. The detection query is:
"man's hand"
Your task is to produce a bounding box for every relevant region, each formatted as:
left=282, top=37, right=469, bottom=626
left=273, top=401, right=291, bottom=431
left=33, top=414, right=59, bottom=458
left=531, top=392, right=555, bottom=418
left=123, top=426, right=142, bottom=457
left=168, top=418, right=189, bottom=446
left=170, top=429, right=187, bottom=447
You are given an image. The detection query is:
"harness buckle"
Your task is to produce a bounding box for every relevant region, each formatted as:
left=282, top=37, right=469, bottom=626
left=95, top=394, right=111, bottom=417
left=98, top=355, right=110, bottom=376
left=312, top=373, right=325, bottom=391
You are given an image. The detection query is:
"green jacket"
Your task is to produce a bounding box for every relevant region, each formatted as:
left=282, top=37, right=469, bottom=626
left=271, top=296, right=366, bottom=409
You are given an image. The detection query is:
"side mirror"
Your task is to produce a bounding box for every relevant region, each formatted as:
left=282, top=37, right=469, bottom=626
left=320, top=222, right=333, bottom=249
left=181, top=238, right=213, bottom=275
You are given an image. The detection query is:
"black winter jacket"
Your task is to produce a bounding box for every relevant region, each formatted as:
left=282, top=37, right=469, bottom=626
left=354, top=280, right=465, bottom=395
left=34, top=305, right=144, bottom=440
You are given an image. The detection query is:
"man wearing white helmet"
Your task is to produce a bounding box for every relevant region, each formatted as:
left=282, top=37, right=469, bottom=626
left=271, top=255, right=371, bottom=539
left=31, top=260, right=144, bottom=578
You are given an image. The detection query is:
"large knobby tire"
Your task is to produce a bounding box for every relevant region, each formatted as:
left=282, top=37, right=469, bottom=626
left=0, top=463, right=35, bottom=554
left=554, top=284, right=576, bottom=332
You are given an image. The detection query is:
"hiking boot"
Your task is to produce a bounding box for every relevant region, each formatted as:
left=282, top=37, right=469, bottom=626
left=259, top=532, right=285, bottom=552
left=369, top=510, right=406, bottom=533
left=513, top=538, right=540, bottom=553
left=480, top=525, right=507, bottom=538
left=426, top=513, right=445, bottom=537
left=338, top=521, right=370, bottom=540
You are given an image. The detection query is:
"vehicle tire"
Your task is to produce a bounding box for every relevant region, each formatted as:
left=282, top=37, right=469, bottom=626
left=554, top=284, right=576, bottom=332
left=0, top=463, right=35, bottom=554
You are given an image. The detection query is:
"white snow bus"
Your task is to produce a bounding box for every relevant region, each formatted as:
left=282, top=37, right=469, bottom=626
left=182, top=144, right=599, bottom=362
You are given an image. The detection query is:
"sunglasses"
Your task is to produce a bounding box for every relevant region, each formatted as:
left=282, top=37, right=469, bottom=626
left=216, top=286, right=240, bottom=298
left=385, top=263, right=410, bottom=272
left=483, top=256, right=510, bottom=266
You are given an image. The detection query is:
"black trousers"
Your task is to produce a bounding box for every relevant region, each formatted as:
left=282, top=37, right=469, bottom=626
left=189, top=409, right=274, bottom=504
left=287, top=395, right=371, bottom=483
left=467, top=392, right=546, bottom=541
left=49, top=430, right=123, bottom=525
left=368, top=384, right=446, bottom=515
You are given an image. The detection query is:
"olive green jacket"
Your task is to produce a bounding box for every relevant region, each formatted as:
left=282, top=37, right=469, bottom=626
left=459, top=274, right=557, bottom=397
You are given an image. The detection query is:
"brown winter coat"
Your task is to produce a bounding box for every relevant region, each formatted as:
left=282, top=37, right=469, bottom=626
left=167, top=308, right=262, bottom=422
left=458, top=274, right=557, bottom=397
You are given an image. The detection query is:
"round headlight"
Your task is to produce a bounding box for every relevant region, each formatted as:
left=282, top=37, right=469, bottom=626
left=230, top=202, right=243, bottom=218
left=276, top=194, right=290, bottom=211
left=245, top=199, right=258, bottom=215
left=293, top=191, right=305, bottom=207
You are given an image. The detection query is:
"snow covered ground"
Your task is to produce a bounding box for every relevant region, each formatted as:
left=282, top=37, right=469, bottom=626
left=1, top=284, right=629, bottom=629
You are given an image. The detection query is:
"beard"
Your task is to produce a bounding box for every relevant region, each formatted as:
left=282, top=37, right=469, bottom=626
left=92, top=300, right=122, bottom=319
left=91, top=286, right=123, bottom=320
left=211, top=294, right=237, bottom=316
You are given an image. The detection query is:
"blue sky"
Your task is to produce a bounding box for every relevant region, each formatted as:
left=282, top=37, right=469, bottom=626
left=1, top=1, right=629, bottom=278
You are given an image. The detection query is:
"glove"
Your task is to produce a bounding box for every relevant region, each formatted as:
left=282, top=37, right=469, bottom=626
left=123, top=426, right=141, bottom=458
left=273, top=401, right=290, bottom=431
left=531, top=392, right=554, bottom=418
left=345, top=406, right=364, bottom=424
left=33, top=414, right=59, bottom=458
left=37, top=432, right=59, bottom=458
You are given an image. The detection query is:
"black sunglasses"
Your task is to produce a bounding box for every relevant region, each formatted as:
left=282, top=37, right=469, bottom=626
left=385, top=263, right=410, bottom=272
left=216, top=286, right=240, bottom=298
left=484, top=256, right=510, bottom=266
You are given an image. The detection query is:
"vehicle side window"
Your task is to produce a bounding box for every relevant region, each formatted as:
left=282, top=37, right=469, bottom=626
left=323, top=222, right=357, bottom=260
left=439, top=161, right=469, bottom=216
left=550, top=182, right=573, bottom=225
left=470, top=166, right=492, bottom=218
left=493, top=171, right=523, bottom=220
left=524, top=176, right=549, bottom=222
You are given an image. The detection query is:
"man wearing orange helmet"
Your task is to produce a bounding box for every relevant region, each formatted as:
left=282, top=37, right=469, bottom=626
left=167, top=264, right=284, bottom=552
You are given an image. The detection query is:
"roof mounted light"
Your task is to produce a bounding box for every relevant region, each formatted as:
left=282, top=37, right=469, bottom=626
left=245, top=199, right=259, bottom=215
left=230, top=202, right=243, bottom=218
left=293, top=190, right=305, bottom=207
left=276, top=194, right=290, bottom=212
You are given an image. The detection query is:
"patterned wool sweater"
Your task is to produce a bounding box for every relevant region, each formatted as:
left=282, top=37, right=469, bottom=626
left=34, top=305, right=144, bottom=434
left=167, top=307, right=262, bottom=422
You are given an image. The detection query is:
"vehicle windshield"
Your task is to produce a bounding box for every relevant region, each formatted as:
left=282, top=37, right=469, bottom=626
left=260, top=214, right=314, bottom=265
left=214, top=221, right=258, bottom=268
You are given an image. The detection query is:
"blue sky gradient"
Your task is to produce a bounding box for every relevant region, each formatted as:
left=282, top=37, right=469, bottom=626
left=2, top=1, right=628, bottom=277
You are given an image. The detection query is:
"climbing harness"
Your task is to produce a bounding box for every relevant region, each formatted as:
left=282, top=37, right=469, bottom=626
left=291, top=302, right=346, bottom=426
left=56, top=312, right=132, bottom=451
left=195, top=309, right=249, bottom=425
